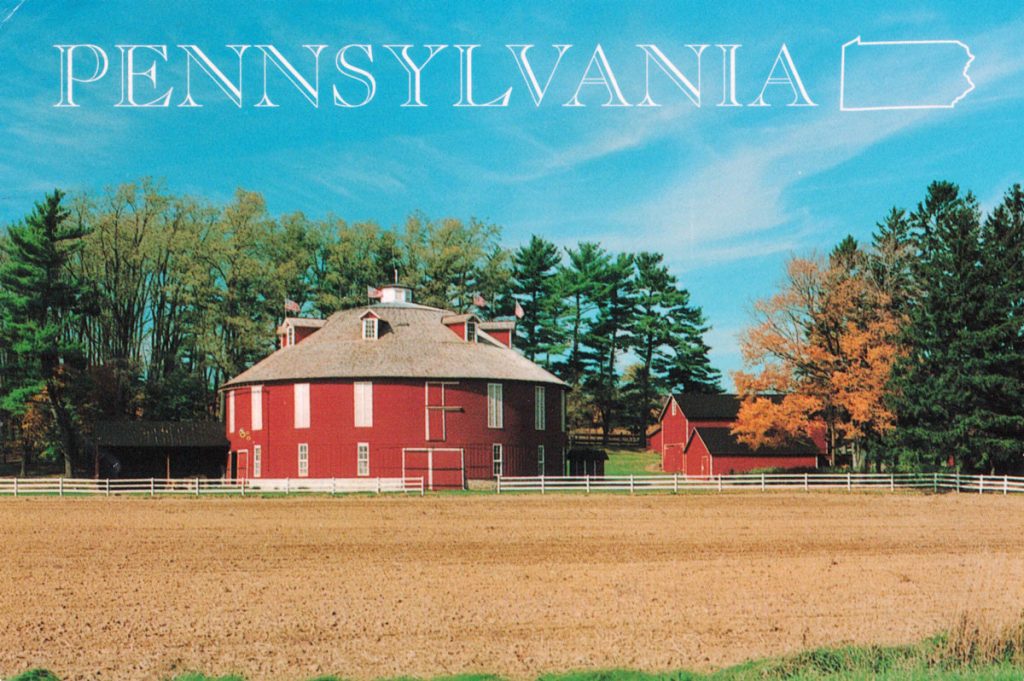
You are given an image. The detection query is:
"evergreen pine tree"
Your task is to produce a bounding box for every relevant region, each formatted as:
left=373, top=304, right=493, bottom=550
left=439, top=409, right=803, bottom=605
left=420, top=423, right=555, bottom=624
left=887, top=181, right=1018, bottom=472
left=558, top=242, right=608, bottom=385
left=974, top=185, right=1024, bottom=471
left=0, top=190, right=90, bottom=475
left=510, top=235, right=565, bottom=365
left=628, top=252, right=720, bottom=436
left=580, top=252, right=635, bottom=442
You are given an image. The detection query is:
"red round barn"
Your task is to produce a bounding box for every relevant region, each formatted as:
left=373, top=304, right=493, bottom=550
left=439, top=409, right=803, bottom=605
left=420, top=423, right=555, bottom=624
left=222, top=285, right=568, bottom=488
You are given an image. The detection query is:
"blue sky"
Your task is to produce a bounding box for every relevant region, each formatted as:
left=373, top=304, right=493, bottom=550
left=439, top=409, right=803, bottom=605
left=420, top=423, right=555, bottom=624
left=1, top=1, right=1023, bottom=385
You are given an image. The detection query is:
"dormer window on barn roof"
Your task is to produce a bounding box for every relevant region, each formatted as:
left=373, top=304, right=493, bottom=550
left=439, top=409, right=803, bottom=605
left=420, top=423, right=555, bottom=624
left=466, top=320, right=477, bottom=343
left=361, top=312, right=379, bottom=340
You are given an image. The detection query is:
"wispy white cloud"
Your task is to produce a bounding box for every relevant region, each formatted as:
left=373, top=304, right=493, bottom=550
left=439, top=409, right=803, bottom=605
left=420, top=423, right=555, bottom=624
left=600, top=15, right=1024, bottom=265
left=489, top=106, right=682, bottom=183
left=0, top=0, right=26, bottom=30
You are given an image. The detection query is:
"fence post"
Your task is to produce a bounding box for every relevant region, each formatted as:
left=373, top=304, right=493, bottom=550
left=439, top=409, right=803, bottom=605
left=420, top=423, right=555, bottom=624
left=13, top=477, right=17, bottom=497
left=847, top=472, right=851, bottom=491
left=804, top=473, right=809, bottom=491
left=285, top=478, right=290, bottom=495
left=717, top=475, right=723, bottom=492
left=150, top=477, right=155, bottom=496
left=890, top=474, right=894, bottom=491
left=585, top=474, right=590, bottom=494
left=331, top=477, right=336, bottom=495
left=673, top=473, right=678, bottom=494
left=1004, top=475, right=1008, bottom=495
left=240, top=478, right=245, bottom=497
left=195, top=477, right=200, bottom=496
left=106, top=478, right=110, bottom=497
left=59, top=477, right=64, bottom=497
left=956, top=471, right=960, bottom=493
left=376, top=478, right=381, bottom=495
left=496, top=476, right=501, bottom=494
left=420, top=477, right=425, bottom=496
left=933, top=472, right=938, bottom=493
left=761, top=473, right=766, bottom=491
left=541, top=475, right=545, bottom=495
left=979, top=475, right=984, bottom=495
left=629, top=474, right=634, bottom=495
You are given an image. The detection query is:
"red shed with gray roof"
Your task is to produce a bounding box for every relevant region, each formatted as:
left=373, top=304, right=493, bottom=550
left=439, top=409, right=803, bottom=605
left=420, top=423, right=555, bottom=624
left=653, top=393, right=823, bottom=474
left=682, top=426, right=820, bottom=476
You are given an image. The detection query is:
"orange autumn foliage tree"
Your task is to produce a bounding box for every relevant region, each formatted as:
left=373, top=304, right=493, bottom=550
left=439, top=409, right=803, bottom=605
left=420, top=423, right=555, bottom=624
left=732, top=239, right=901, bottom=466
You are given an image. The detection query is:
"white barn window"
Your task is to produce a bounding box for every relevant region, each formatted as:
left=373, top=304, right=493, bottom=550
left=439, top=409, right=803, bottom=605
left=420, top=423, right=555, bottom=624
left=297, top=443, right=308, bottom=477
left=294, top=383, right=310, bottom=429
left=538, top=445, right=545, bottom=475
left=492, top=444, right=503, bottom=477
left=357, top=442, right=370, bottom=477
left=362, top=317, right=378, bottom=340
left=227, top=390, right=235, bottom=433
left=535, top=386, right=546, bottom=431
left=287, top=325, right=295, bottom=347
left=253, top=445, right=262, bottom=478
left=487, top=383, right=503, bottom=429
left=251, top=385, right=263, bottom=431
left=354, top=382, right=373, bottom=427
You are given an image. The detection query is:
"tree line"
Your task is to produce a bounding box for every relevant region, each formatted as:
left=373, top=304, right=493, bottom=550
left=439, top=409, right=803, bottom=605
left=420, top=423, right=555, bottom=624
left=0, top=180, right=720, bottom=474
left=734, top=181, right=1024, bottom=474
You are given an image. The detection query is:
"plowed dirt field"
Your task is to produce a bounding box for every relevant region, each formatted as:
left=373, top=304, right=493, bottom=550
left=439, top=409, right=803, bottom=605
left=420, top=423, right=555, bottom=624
left=1, top=493, right=1022, bottom=681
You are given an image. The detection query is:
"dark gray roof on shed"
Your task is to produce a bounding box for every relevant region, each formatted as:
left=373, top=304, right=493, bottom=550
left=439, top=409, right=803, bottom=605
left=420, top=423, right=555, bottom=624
left=671, top=393, right=743, bottom=420
left=691, top=427, right=820, bottom=457
left=93, top=421, right=228, bottom=449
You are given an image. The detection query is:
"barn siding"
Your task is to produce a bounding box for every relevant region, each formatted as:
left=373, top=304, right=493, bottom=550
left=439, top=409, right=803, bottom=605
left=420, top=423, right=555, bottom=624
left=485, top=328, right=512, bottom=348
left=226, top=379, right=567, bottom=481
left=647, top=428, right=663, bottom=453
left=711, top=455, right=819, bottom=475
left=682, top=431, right=818, bottom=476
left=658, top=403, right=734, bottom=473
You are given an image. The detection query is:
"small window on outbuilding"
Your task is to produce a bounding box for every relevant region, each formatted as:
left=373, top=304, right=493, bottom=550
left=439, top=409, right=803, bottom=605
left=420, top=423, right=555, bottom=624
left=362, top=317, right=378, bottom=340
left=465, top=321, right=477, bottom=343
left=286, top=325, right=295, bottom=347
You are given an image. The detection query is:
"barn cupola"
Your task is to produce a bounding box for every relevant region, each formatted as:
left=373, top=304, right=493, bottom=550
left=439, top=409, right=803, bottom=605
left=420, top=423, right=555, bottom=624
left=379, top=284, right=413, bottom=304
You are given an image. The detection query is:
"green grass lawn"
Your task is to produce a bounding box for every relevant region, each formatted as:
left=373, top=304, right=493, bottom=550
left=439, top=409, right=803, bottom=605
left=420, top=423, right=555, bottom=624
left=602, top=448, right=666, bottom=476
left=16, top=625, right=1021, bottom=681
left=12, top=646, right=1024, bottom=681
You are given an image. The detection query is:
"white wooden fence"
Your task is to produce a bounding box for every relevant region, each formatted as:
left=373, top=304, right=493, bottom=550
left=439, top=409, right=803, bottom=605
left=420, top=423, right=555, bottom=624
left=496, top=472, right=1024, bottom=495
left=0, top=476, right=425, bottom=497
left=1, top=472, right=1023, bottom=497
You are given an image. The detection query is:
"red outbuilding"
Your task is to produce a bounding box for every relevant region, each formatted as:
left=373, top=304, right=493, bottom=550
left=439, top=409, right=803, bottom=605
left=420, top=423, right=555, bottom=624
left=654, top=393, right=824, bottom=474
left=681, top=427, right=819, bottom=476
left=222, top=285, right=568, bottom=489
